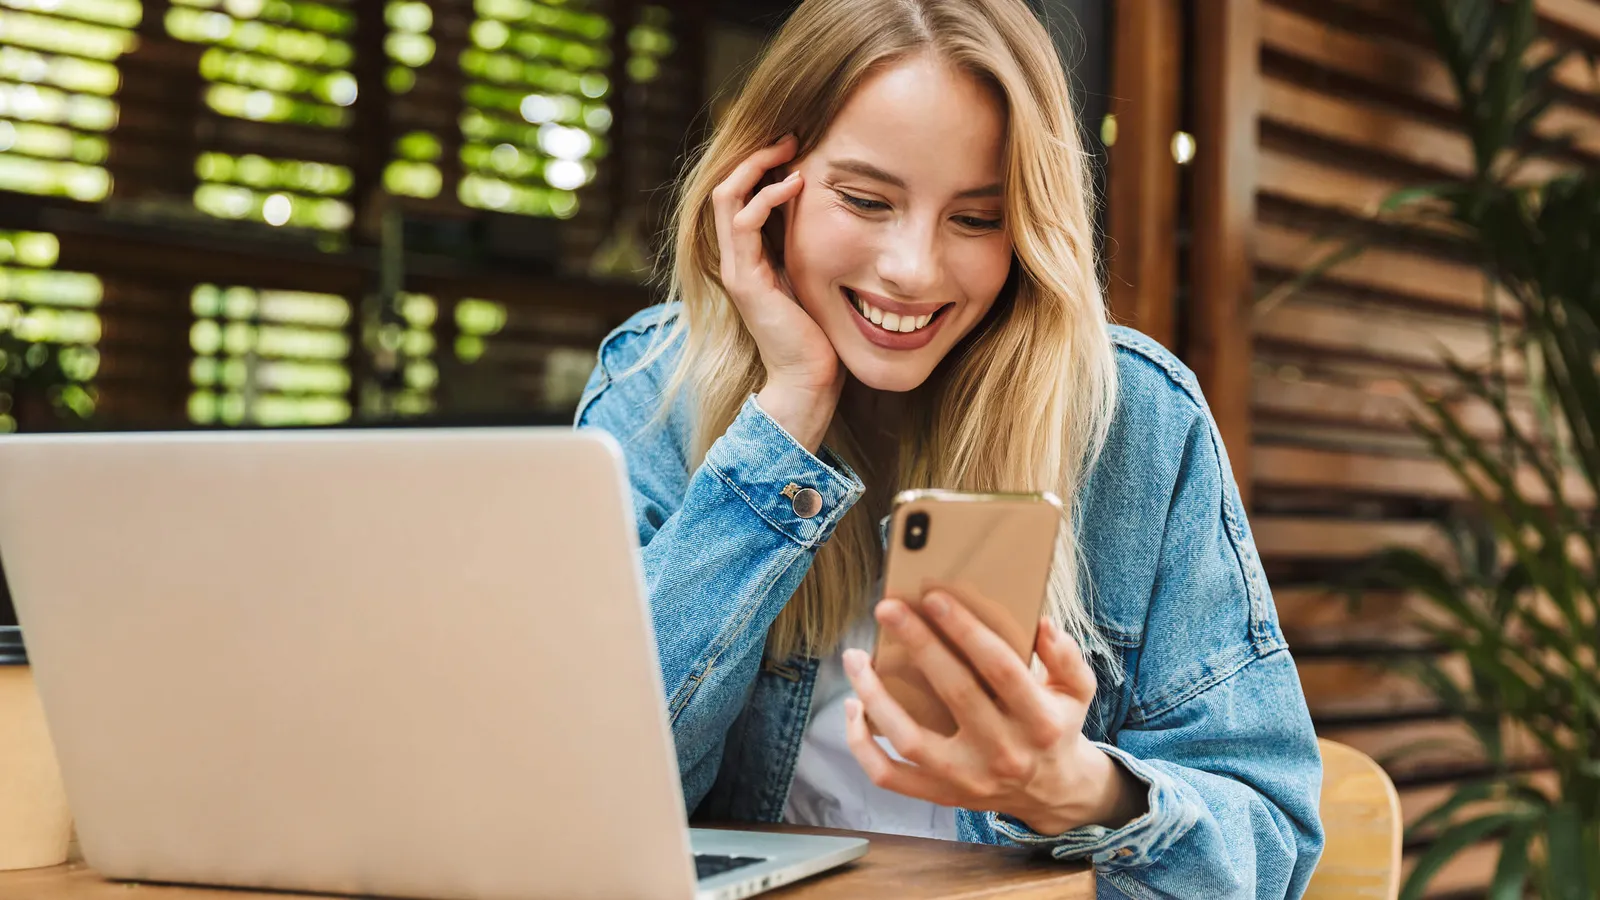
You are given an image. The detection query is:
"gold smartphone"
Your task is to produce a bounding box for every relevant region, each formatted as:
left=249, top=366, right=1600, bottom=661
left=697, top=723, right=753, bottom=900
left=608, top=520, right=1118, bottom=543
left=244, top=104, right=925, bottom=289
left=869, top=489, right=1064, bottom=737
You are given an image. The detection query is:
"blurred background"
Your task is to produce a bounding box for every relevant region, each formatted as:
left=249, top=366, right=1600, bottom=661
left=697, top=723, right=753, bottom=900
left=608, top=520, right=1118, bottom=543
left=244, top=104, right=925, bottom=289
left=0, top=0, right=1103, bottom=435
left=3, top=0, right=1599, bottom=895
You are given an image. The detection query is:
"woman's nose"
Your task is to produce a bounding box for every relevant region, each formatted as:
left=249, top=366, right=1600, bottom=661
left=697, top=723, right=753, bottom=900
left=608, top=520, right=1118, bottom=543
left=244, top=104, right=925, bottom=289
left=875, top=224, right=942, bottom=298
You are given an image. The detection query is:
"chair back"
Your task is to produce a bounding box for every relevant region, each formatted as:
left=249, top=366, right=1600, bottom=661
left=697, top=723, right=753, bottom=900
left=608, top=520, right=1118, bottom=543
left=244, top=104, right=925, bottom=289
left=1304, top=738, right=1403, bottom=900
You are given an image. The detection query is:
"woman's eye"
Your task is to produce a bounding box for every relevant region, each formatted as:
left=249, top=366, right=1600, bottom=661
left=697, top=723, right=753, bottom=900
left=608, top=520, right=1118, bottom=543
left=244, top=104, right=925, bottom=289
left=955, top=215, right=1003, bottom=231
left=838, top=191, right=888, bottom=212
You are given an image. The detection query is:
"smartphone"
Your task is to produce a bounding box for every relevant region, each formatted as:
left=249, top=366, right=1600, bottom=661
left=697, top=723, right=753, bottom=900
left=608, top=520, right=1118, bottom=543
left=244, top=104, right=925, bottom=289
left=869, top=489, right=1064, bottom=737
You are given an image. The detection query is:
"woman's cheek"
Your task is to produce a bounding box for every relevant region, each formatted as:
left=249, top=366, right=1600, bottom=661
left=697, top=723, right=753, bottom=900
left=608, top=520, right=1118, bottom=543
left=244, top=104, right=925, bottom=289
left=786, top=200, right=874, bottom=297
left=954, top=238, right=1013, bottom=314
left=809, top=201, right=875, bottom=255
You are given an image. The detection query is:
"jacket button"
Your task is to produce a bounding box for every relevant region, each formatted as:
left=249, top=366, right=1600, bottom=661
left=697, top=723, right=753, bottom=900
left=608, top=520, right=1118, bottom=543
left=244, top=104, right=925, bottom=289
left=1116, top=848, right=1134, bottom=858
left=788, top=486, right=823, bottom=519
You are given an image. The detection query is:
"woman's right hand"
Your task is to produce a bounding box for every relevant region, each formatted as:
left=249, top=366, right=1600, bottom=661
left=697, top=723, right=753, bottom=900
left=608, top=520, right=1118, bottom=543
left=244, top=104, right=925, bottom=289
left=712, top=135, right=842, bottom=452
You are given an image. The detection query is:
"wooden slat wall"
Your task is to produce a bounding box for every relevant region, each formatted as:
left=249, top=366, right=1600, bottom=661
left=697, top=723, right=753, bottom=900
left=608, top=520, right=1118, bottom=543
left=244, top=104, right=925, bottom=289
left=1235, top=1, right=1599, bottom=893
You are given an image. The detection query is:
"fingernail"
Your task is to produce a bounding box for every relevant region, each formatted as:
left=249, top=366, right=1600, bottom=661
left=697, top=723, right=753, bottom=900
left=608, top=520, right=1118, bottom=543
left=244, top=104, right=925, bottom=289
left=843, top=649, right=867, bottom=675
left=877, top=601, right=904, bottom=625
left=784, top=171, right=800, bottom=183
left=924, top=593, right=948, bottom=618
left=845, top=698, right=862, bottom=721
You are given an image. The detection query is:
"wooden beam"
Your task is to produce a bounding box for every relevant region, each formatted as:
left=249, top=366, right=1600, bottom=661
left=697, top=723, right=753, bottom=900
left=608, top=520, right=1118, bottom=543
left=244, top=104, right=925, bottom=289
left=1105, top=0, right=1182, bottom=348
left=1274, top=588, right=1434, bottom=649
left=1254, top=222, right=1508, bottom=317
left=1189, top=0, right=1260, bottom=506
left=1253, top=516, right=1446, bottom=560
left=1260, top=75, right=1570, bottom=185
left=1537, top=0, right=1600, bottom=52
left=1254, top=444, right=1595, bottom=506
left=1256, top=145, right=1408, bottom=221
left=1254, top=445, right=1468, bottom=500
left=1262, top=4, right=1600, bottom=162
left=1300, top=655, right=1460, bottom=719
left=1254, top=293, right=1514, bottom=372
left=1319, top=717, right=1545, bottom=781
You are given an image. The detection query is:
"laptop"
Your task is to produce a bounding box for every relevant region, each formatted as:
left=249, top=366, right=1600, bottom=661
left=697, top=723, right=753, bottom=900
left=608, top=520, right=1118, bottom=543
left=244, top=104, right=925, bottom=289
left=0, top=428, right=867, bottom=900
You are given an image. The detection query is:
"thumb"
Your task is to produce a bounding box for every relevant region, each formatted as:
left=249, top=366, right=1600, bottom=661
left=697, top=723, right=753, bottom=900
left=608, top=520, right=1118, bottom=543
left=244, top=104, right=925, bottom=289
left=1037, top=617, right=1096, bottom=702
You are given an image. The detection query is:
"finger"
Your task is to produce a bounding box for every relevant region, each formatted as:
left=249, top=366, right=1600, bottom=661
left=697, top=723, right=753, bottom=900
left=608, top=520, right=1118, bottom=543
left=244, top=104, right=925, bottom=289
left=1038, top=617, right=1097, bottom=703
left=711, top=135, right=799, bottom=218
left=710, top=137, right=797, bottom=274
left=876, top=599, right=1009, bottom=741
left=729, top=173, right=802, bottom=274
left=842, top=648, right=941, bottom=766
left=843, top=698, right=963, bottom=806
left=922, top=591, right=1059, bottom=742
left=732, top=172, right=802, bottom=232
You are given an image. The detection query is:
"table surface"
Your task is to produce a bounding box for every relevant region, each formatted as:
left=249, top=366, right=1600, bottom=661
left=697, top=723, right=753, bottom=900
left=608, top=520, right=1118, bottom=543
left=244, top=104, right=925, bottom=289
left=0, top=825, right=1095, bottom=900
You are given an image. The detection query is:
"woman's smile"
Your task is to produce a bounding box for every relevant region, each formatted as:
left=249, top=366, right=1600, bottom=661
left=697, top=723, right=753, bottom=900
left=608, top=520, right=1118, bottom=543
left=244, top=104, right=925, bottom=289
left=842, top=286, right=954, bottom=350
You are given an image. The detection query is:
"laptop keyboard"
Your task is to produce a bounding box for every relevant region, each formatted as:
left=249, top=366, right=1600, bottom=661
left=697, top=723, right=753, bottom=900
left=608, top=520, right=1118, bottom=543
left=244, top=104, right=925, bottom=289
left=694, top=853, right=767, bottom=880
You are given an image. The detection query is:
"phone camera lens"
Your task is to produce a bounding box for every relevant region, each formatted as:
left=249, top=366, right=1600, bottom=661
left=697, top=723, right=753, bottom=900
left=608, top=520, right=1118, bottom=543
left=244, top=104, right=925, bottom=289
left=903, top=511, right=930, bottom=551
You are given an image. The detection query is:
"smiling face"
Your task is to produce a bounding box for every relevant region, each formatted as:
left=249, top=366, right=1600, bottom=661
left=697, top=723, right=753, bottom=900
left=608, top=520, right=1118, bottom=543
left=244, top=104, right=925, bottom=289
left=780, top=53, right=1014, bottom=393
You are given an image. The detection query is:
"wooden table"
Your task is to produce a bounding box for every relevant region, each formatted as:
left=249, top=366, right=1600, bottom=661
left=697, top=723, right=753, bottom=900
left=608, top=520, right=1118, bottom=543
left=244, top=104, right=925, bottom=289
left=0, top=826, right=1096, bottom=900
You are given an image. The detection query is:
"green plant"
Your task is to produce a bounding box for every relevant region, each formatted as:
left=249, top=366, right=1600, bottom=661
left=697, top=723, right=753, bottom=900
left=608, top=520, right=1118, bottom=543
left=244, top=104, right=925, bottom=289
left=1288, top=1, right=1600, bottom=895
left=0, top=333, right=96, bottom=429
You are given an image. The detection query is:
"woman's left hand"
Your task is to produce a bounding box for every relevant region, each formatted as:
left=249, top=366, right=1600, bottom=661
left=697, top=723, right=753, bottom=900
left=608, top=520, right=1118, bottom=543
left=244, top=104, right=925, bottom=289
left=841, top=591, right=1146, bottom=836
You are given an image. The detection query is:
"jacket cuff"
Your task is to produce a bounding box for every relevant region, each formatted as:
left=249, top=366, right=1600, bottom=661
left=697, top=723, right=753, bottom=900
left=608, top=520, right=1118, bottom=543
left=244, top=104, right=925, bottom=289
left=702, top=394, right=864, bottom=549
left=989, top=743, right=1201, bottom=871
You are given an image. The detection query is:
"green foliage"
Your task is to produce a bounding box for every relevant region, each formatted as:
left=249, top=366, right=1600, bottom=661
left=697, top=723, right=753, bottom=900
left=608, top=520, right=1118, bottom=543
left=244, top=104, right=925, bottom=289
left=1295, top=0, right=1600, bottom=894
left=0, top=332, right=93, bottom=427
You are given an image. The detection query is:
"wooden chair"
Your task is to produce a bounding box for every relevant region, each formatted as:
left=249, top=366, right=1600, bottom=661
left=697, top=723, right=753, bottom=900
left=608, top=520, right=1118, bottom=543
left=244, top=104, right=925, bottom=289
left=1305, top=739, right=1404, bottom=900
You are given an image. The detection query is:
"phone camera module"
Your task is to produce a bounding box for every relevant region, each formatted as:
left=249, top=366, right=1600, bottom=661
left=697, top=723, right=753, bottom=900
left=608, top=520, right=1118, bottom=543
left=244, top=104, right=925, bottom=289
left=903, top=511, right=930, bottom=551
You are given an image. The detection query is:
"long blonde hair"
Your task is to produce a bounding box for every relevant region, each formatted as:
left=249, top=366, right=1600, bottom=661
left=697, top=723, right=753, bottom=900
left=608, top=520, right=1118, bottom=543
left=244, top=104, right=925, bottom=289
left=656, top=0, right=1119, bottom=665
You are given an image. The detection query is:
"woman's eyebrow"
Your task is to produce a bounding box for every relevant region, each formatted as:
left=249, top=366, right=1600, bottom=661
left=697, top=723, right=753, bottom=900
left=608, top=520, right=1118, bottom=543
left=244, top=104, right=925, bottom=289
left=826, top=158, right=1003, bottom=199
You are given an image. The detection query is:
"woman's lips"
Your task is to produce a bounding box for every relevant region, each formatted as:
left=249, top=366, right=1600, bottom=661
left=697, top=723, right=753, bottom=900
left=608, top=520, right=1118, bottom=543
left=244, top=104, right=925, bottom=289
left=843, top=288, right=950, bottom=351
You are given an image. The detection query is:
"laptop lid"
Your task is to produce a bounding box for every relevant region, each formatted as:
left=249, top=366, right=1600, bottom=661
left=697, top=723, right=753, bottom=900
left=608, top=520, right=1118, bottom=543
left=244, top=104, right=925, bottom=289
left=0, top=428, right=698, bottom=900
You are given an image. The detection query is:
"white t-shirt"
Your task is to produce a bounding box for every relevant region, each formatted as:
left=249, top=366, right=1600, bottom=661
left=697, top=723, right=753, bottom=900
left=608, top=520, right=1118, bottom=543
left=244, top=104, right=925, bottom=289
left=781, top=615, right=960, bottom=840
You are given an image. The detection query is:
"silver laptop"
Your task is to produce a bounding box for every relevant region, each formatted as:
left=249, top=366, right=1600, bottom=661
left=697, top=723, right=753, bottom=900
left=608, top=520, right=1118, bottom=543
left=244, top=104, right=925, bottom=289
left=0, top=428, right=866, bottom=900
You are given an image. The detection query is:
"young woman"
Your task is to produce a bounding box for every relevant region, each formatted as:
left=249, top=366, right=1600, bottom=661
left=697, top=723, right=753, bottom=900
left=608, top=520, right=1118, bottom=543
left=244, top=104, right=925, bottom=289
left=576, top=0, right=1324, bottom=896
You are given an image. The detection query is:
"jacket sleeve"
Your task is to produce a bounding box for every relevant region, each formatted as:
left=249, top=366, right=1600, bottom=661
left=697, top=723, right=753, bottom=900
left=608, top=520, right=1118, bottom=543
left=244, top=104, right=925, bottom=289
left=574, top=318, right=864, bottom=812
left=960, top=411, right=1325, bottom=900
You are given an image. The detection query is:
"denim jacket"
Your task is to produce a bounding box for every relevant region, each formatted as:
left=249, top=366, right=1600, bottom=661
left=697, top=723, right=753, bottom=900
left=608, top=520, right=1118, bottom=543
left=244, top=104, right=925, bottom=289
left=576, top=304, right=1324, bottom=899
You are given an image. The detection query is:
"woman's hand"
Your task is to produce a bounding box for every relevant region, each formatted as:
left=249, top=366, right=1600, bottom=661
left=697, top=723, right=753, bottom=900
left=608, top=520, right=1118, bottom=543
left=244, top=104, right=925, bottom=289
left=711, top=135, right=842, bottom=452
left=841, top=593, right=1148, bottom=836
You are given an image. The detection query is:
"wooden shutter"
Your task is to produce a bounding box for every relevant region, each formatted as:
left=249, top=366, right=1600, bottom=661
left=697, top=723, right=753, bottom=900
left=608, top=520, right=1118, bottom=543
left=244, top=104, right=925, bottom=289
left=0, top=0, right=707, bottom=430
left=1242, top=1, right=1600, bottom=892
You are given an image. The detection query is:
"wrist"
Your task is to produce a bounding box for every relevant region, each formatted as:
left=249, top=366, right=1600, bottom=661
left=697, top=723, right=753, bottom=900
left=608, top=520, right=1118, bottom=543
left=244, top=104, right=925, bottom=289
left=755, top=380, right=840, bottom=454
left=1016, top=739, right=1148, bottom=837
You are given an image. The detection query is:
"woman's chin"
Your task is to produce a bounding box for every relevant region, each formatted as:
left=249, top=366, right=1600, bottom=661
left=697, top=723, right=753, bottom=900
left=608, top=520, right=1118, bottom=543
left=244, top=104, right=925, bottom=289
left=838, top=353, right=938, bottom=393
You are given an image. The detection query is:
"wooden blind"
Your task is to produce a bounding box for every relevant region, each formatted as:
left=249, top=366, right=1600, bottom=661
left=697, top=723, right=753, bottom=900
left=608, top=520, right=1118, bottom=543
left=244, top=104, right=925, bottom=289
left=0, top=0, right=703, bottom=431
left=1244, top=0, right=1600, bottom=893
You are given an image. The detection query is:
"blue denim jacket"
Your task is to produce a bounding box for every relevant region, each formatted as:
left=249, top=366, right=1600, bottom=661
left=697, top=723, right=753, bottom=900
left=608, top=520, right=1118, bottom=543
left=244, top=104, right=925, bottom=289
left=576, top=304, right=1324, bottom=899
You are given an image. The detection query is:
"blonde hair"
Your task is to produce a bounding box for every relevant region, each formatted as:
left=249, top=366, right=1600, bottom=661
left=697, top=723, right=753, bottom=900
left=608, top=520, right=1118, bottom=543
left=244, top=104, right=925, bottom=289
left=656, top=0, right=1119, bottom=666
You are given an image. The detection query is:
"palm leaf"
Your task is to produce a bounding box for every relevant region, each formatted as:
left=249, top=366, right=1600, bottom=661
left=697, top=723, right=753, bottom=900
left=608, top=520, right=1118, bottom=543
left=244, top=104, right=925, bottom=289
left=1488, top=817, right=1535, bottom=900
left=1401, top=811, right=1537, bottom=900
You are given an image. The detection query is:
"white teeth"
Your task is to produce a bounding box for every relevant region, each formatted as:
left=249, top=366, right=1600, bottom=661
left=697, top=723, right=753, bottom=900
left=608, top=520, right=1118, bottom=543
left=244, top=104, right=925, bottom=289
left=850, top=291, right=938, bottom=333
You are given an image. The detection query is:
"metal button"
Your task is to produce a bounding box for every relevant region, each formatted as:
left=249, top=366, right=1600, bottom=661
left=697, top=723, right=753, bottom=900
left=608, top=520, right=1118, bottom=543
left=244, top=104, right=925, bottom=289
left=782, top=484, right=823, bottom=519
left=1116, top=848, right=1135, bottom=858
